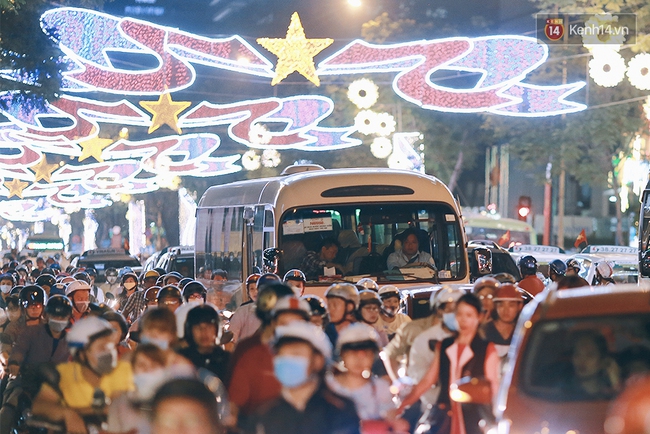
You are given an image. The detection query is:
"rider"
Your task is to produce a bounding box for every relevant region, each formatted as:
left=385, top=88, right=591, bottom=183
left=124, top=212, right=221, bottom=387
left=376, top=285, right=411, bottom=339
left=517, top=255, right=545, bottom=296
left=565, top=258, right=582, bottom=276
left=303, top=295, right=328, bottom=329
left=65, top=280, right=92, bottom=325
left=0, top=274, right=15, bottom=308
left=356, top=290, right=389, bottom=346
left=593, top=262, right=616, bottom=286
left=157, top=286, right=184, bottom=313
left=182, top=281, right=207, bottom=303
left=548, top=259, right=567, bottom=284
left=4, top=285, right=46, bottom=343
left=283, top=269, right=307, bottom=296
left=472, top=276, right=500, bottom=323
left=323, top=283, right=360, bottom=347
left=228, top=273, right=262, bottom=343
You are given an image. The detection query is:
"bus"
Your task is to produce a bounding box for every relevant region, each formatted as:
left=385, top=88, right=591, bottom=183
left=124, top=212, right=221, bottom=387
left=195, top=166, right=469, bottom=303
left=463, top=213, right=537, bottom=247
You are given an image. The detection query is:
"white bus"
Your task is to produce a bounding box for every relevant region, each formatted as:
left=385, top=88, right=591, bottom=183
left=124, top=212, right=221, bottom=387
left=195, top=166, right=469, bottom=302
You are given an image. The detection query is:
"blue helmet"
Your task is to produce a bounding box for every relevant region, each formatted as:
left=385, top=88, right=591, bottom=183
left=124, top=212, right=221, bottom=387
left=549, top=259, right=567, bottom=276
left=518, top=255, right=537, bottom=275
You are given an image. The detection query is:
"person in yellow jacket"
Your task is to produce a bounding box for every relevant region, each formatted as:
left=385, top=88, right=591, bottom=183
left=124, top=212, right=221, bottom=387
left=32, top=316, right=133, bottom=434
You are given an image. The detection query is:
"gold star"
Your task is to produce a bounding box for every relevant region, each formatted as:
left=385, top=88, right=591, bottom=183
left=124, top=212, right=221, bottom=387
left=29, top=156, right=58, bottom=183
left=78, top=136, right=114, bottom=162
left=4, top=178, right=29, bottom=198
left=139, top=93, right=192, bottom=134
left=257, top=12, right=333, bottom=86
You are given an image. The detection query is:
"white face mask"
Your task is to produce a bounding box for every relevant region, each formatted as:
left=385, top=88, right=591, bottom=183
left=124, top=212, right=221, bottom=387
left=133, top=369, right=167, bottom=400
left=123, top=281, right=137, bottom=291
left=106, top=275, right=118, bottom=285
left=75, top=301, right=90, bottom=313
left=0, top=285, right=11, bottom=294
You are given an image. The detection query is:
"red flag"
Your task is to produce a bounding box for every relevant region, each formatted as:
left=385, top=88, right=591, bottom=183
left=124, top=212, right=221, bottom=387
left=498, top=230, right=511, bottom=247
left=574, top=229, right=588, bottom=249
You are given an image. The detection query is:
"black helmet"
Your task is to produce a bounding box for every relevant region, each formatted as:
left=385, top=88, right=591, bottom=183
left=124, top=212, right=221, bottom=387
left=35, top=274, right=56, bottom=289
left=566, top=258, right=581, bottom=272
left=257, top=273, right=281, bottom=290
left=46, top=295, right=73, bottom=317
left=102, top=311, right=129, bottom=341
left=518, top=255, right=537, bottom=275
left=9, top=286, right=22, bottom=296
left=0, top=273, right=16, bottom=286
left=549, top=259, right=567, bottom=276
left=283, top=269, right=306, bottom=283
left=157, top=285, right=183, bottom=304
left=73, top=272, right=90, bottom=284
left=184, top=304, right=220, bottom=346
left=153, top=267, right=167, bottom=276
left=145, top=286, right=161, bottom=304
left=303, top=295, right=327, bottom=318
left=178, top=278, right=193, bottom=289
left=182, top=281, right=207, bottom=302
left=256, top=282, right=295, bottom=323
left=19, top=285, right=47, bottom=308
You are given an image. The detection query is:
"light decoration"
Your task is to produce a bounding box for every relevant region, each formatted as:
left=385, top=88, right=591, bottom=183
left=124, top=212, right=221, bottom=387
left=82, top=209, right=98, bottom=251
left=375, top=112, right=396, bottom=137
left=387, top=132, right=423, bottom=172
left=588, top=49, right=626, bottom=87
left=643, top=96, right=650, bottom=121
left=347, top=78, right=379, bottom=109
left=257, top=12, right=333, bottom=86
left=582, top=14, right=627, bottom=46
left=627, top=53, right=650, bottom=91
left=261, top=149, right=281, bottom=168
left=178, top=188, right=196, bottom=246
left=241, top=150, right=261, bottom=171
left=128, top=199, right=146, bottom=255
left=0, top=8, right=585, bottom=219
left=354, top=110, right=379, bottom=135
left=370, top=137, right=392, bottom=159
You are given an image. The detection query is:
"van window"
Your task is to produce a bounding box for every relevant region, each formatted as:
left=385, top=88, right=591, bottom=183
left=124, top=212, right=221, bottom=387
left=278, top=202, right=465, bottom=281
left=520, top=315, right=650, bottom=401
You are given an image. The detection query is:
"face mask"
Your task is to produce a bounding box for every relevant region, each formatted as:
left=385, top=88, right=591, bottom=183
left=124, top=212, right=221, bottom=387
left=140, top=336, right=170, bottom=351
left=273, top=355, right=310, bottom=388
left=0, top=285, right=11, bottom=294
left=442, top=312, right=459, bottom=332
left=7, top=311, right=20, bottom=322
left=381, top=307, right=397, bottom=318
left=133, top=369, right=167, bottom=401
left=48, top=318, right=68, bottom=333
left=90, top=347, right=117, bottom=376
left=106, top=276, right=117, bottom=285
left=75, top=301, right=90, bottom=313
left=123, top=282, right=137, bottom=291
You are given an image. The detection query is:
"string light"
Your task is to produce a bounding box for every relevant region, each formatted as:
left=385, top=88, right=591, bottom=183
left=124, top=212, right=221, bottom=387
left=261, top=149, right=281, bottom=168
left=370, top=137, right=392, bottom=159
left=354, top=110, right=379, bottom=135
left=241, top=150, right=261, bottom=171
left=627, top=53, right=650, bottom=91
left=589, top=50, right=626, bottom=87
left=347, top=78, right=379, bottom=109
left=375, top=112, right=396, bottom=137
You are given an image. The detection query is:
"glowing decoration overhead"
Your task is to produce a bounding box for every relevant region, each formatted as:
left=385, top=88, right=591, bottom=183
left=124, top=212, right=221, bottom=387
left=140, top=93, right=192, bottom=134
left=387, top=132, right=423, bottom=172
left=261, top=149, right=281, bottom=168
left=30, top=157, right=58, bottom=183
left=241, top=150, right=261, bottom=171
left=4, top=179, right=29, bottom=199
left=375, top=112, right=396, bottom=137
left=589, top=50, right=626, bottom=87
left=627, top=53, right=650, bottom=91
left=249, top=123, right=272, bottom=145
left=347, top=78, right=379, bottom=109
left=78, top=136, right=114, bottom=162
left=257, top=12, right=333, bottom=86
left=643, top=96, right=650, bottom=121
left=370, top=137, right=392, bottom=159
left=582, top=15, right=626, bottom=46
left=354, top=110, right=379, bottom=135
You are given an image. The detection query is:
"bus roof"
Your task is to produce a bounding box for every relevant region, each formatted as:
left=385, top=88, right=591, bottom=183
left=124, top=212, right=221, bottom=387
left=198, top=168, right=458, bottom=211
left=463, top=215, right=535, bottom=232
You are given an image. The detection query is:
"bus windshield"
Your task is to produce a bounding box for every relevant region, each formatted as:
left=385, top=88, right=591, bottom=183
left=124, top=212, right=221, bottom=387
left=278, top=202, right=465, bottom=282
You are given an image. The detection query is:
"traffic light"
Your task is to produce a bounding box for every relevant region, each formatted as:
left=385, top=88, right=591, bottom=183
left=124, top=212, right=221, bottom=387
left=517, top=196, right=532, bottom=221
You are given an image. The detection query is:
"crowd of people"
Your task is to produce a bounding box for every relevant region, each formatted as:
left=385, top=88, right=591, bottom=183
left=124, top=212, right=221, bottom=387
left=0, top=250, right=624, bottom=434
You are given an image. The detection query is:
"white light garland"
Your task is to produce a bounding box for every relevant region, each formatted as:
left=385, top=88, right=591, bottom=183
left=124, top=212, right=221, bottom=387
left=261, top=149, right=281, bottom=168
left=627, top=53, right=650, bottom=91
left=582, top=14, right=626, bottom=46
left=241, top=150, right=261, bottom=170
left=347, top=78, right=379, bottom=109
left=370, top=137, right=392, bottom=159
left=375, top=112, right=396, bottom=137
left=248, top=123, right=272, bottom=145
left=589, top=50, right=626, bottom=87
left=354, top=110, right=379, bottom=135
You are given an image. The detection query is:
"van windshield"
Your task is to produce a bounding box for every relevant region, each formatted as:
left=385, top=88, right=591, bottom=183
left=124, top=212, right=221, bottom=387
left=520, top=315, right=650, bottom=401
left=278, top=202, right=466, bottom=282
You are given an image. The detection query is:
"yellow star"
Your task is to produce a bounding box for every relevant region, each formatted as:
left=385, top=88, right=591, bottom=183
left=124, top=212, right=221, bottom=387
left=29, top=156, right=58, bottom=183
left=4, top=178, right=29, bottom=198
left=139, top=93, right=192, bottom=134
left=78, top=136, right=114, bottom=163
left=257, top=12, right=333, bottom=86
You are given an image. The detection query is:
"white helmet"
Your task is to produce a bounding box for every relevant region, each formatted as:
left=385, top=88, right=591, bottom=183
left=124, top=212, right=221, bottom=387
left=65, top=280, right=91, bottom=297
left=429, top=286, right=465, bottom=310
left=378, top=285, right=400, bottom=300
left=336, top=322, right=380, bottom=353
left=274, top=321, right=332, bottom=360
left=596, top=261, right=613, bottom=279
left=67, top=316, right=114, bottom=353
left=271, top=295, right=311, bottom=320
left=356, top=277, right=378, bottom=291
left=325, top=283, right=360, bottom=310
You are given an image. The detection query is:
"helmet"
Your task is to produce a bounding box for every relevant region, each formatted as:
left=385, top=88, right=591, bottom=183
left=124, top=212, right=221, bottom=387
left=492, top=273, right=517, bottom=284
left=9, top=286, right=22, bottom=296
left=45, top=295, right=73, bottom=317
left=336, top=323, right=381, bottom=353
left=256, top=282, right=296, bottom=323
left=145, top=286, right=161, bottom=304
left=566, top=258, right=581, bottom=272
left=182, top=281, right=207, bottom=302
left=66, top=316, right=114, bottom=352
left=141, top=270, right=160, bottom=282
left=378, top=285, right=400, bottom=300
left=178, top=278, right=193, bottom=289
left=157, top=285, right=183, bottom=303
left=430, top=286, right=465, bottom=310
left=492, top=284, right=523, bottom=302
left=596, top=261, right=613, bottom=279
left=302, top=295, right=327, bottom=318
left=35, top=274, right=56, bottom=289
left=118, top=267, right=134, bottom=279
left=163, top=272, right=183, bottom=285
left=356, top=278, right=379, bottom=292
left=104, top=267, right=118, bottom=280
left=257, top=273, right=281, bottom=289
left=518, top=255, right=537, bottom=274
left=73, top=272, right=90, bottom=284
left=324, top=283, right=360, bottom=310
left=85, top=268, right=97, bottom=278
left=102, top=311, right=129, bottom=341
left=274, top=322, right=332, bottom=360
left=271, top=295, right=311, bottom=321
left=549, top=259, right=567, bottom=276
left=184, top=304, right=220, bottom=346
left=19, top=285, right=47, bottom=308
left=358, top=290, right=382, bottom=309
left=121, top=272, right=138, bottom=285
left=0, top=273, right=16, bottom=286
left=246, top=273, right=261, bottom=286
left=65, top=280, right=91, bottom=297
left=283, top=269, right=306, bottom=283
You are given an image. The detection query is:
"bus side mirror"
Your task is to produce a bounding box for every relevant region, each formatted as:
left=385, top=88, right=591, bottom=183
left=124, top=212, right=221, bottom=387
left=450, top=377, right=492, bottom=405
left=641, top=250, right=650, bottom=277
left=474, top=248, right=493, bottom=275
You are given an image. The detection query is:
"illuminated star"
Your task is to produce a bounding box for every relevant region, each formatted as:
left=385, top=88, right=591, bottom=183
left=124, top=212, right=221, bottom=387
left=257, top=12, right=333, bottom=86
left=29, top=156, right=58, bottom=183
left=4, top=178, right=29, bottom=198
left=78, top=136, right=114, bottom=162
left=140, top=93, right=192, bottom=134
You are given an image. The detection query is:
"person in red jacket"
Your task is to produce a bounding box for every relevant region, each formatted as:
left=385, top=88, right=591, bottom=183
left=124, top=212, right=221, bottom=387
left=517, top=255, right=545, bottom=296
